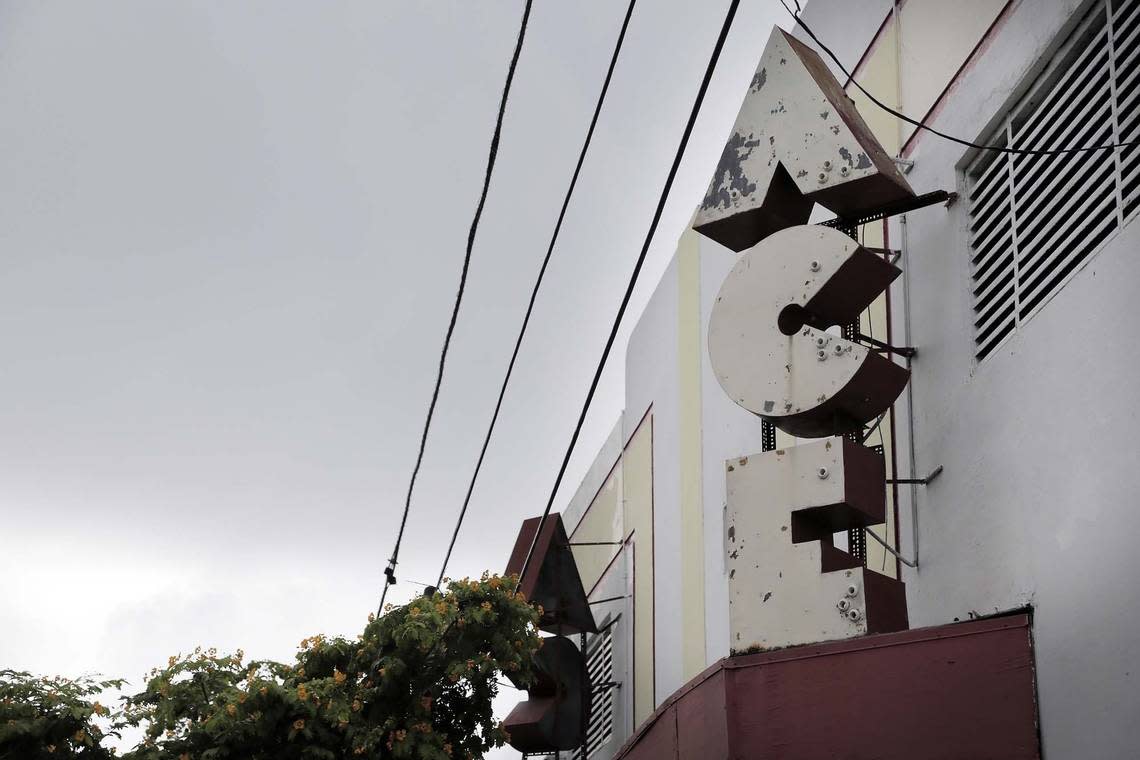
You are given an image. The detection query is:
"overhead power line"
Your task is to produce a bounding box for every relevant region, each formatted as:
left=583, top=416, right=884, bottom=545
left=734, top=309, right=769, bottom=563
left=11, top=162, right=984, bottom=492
left=780, top=0, right=1140, bottom=156
left=517, top=0, right=742, bottom=582
left=435, top=0, right=641, bottom=588
left=378, top=0, right=534, bottom=615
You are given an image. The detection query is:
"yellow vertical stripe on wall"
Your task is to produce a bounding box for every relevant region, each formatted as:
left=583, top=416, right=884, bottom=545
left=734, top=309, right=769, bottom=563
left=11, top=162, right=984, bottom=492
left=677, top=228, right=707, bottom=679
left=846, top=6, right=906, bottom=579
left=568, top=465, right=624, bottom=593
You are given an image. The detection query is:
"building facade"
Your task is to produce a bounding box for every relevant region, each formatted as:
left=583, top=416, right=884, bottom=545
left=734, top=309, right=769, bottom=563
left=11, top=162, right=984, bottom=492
left=515, top=0, right=1140, bottom=756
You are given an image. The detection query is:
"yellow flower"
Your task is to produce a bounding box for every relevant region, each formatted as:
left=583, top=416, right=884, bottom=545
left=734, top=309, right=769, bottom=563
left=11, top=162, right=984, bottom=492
left=238, top=692, right=247, bottom=704
left=259, top=687, right=269, bottom=696
left=333, top=669, right=346, bottom=684
left=293, top=719, right=305, bottom=731
left=297, top=685, right=308, bottom=701
left=46, top=746, right=56, bottom=754
left=226, top=704, right=237, bottom=717
left=74, top=730, right=86, bottom=743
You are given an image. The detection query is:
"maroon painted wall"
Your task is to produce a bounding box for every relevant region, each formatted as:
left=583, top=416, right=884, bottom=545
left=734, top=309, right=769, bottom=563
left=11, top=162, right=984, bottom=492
left=615, top=613, right=1039, bottom=760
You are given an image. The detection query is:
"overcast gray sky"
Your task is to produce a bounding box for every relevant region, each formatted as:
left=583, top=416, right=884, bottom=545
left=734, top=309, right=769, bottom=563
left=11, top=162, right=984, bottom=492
left=0, top=1, right=783, bottom=753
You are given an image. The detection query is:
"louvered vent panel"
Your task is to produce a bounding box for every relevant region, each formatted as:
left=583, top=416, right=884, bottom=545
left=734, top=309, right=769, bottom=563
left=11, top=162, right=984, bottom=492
left=969, top=149, right=1015, bottom=359
left=967, top=0, right=1137, bottom=360
left=585, top=627, right=615, bottom=757
left=1116, top=0, right=1140, bottom=217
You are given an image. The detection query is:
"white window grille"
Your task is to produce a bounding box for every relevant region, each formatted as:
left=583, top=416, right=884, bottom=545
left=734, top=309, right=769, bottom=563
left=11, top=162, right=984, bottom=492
left=520, top=626, right=615, bottom=760
left=585, top=626, right=615, bottom=757
left=968, top=0, right=1140, bottom=360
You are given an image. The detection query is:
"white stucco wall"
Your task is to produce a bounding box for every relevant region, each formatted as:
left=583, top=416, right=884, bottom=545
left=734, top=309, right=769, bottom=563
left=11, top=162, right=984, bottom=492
left=624, top=254, right=684, bottom=705
left=564, top=4, right=1138, bottom=755
left=696, top=238, right=770, bottom=664
left=884, top=1, right=1140, bottom=756
left=796, top=0, right=895, bottom=80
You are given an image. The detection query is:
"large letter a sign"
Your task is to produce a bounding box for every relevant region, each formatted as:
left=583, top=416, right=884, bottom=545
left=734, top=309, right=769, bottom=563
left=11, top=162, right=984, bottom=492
left=694, top=27, right=914, bottom=251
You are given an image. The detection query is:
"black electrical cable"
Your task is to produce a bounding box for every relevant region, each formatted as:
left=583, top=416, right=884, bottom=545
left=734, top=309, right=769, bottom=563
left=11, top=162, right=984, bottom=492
left=378, top=0, right=533, bottom=615
left=518, top=0, right=742, bottom=582
left=780, top=0, right=1140, bottom=156
left=435, top=0, right=640, bottom=588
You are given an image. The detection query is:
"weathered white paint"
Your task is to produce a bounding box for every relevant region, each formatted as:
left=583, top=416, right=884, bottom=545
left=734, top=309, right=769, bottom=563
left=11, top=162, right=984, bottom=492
left=697, top=238, right=769, bottom=665
left=726, top=438, right=876, bottom=650
left=707, top=224, right=904, bottom=436
left=694, top=28, right=911, bottom=250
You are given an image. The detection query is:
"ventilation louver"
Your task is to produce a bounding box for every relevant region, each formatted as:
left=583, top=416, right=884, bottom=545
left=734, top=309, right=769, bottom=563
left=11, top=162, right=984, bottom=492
left=968, top=0, right=1138, bottom=360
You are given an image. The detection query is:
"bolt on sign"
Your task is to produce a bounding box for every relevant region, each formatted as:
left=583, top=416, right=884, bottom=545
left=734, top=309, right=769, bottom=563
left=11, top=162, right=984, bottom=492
left=697, top=27, right=915, bottom=651
left=694, top=27, right=912, bottom=251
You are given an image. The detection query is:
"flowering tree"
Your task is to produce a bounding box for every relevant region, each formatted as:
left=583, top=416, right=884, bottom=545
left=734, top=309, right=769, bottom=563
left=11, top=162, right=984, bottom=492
left=0, top=575, right=541, bottom=760
left=0, top=671, right=122, bottom=759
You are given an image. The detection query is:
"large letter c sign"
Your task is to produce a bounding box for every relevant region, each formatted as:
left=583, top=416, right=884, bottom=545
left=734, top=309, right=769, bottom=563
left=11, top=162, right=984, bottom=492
left=708, top=225, right=908, bottom=438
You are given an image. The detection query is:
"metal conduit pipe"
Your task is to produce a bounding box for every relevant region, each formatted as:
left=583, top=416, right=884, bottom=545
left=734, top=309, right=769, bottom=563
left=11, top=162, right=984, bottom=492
left=900, top=212, right=920, bottom=569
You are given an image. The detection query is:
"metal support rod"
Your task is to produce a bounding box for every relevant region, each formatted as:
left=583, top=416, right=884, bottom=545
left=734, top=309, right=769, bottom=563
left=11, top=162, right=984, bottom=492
left=861, top=411, right=887, bottom=444
left=568, top=541, right=625, bottom=546
left=855, top=331, right=917, bottom=358
left=588, top=595, right=628, bottom=606
left=595, top=613, right=622, bottom=634
left=865, top=526, right=917, bottom=568
left=885, top=465, right=943, bottom=486
left=900, top=213, right=920, bottom=570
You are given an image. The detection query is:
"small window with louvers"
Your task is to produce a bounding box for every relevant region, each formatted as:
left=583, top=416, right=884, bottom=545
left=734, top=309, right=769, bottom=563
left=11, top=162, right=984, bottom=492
left=968, top=0, right=1139, bottom=360
left=521, top=627, right=615, bottom=760
left=584, top=626, right=615, bottom=757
